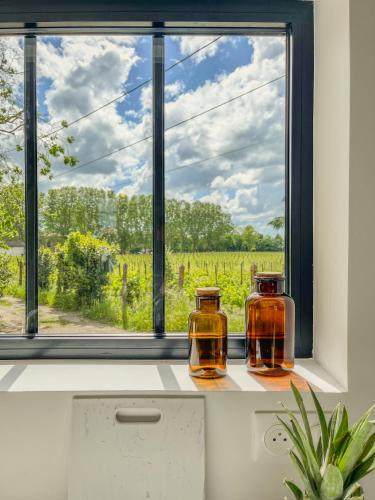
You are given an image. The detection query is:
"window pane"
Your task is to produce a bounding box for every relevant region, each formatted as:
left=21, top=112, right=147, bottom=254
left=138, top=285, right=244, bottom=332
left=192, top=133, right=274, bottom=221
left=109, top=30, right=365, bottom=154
left=165, top=35, right=286, bottom=333
left=0, top=36, right=25, bottom=334
left=37, top=35, right=153, bottom=334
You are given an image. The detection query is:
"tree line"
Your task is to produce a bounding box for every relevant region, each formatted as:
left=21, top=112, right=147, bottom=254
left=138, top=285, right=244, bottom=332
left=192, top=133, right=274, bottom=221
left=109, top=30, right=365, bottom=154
left=0, top=184, right=284, bottom=253
left=38, top=186, right=283, bottom=253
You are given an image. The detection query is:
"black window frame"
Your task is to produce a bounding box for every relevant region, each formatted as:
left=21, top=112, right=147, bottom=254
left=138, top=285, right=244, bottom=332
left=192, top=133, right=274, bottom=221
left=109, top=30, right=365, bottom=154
left=0, top=0, right=313, bottom=359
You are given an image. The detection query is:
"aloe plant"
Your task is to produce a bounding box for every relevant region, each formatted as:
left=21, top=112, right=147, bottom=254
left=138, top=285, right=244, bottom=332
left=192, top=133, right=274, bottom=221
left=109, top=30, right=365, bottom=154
left=280, top=382, right=375, bottom=500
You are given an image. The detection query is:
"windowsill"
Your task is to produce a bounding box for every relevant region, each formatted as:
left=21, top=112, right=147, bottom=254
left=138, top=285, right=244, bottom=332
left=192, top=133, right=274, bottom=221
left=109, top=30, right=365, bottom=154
left=0, top=359, right=344, bottom=394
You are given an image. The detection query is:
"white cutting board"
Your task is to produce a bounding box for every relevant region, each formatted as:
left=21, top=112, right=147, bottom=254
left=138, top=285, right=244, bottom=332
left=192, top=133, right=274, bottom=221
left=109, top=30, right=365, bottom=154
left=68, top=397, right=205, bottom=500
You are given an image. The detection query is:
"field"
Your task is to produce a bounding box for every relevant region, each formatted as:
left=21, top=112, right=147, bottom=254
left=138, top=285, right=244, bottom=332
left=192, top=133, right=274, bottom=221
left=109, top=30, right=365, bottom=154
left=3, top=251, right=284, bottom=333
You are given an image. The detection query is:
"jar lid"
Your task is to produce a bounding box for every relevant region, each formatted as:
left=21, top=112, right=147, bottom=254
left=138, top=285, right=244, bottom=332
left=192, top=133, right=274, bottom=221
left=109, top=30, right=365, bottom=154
left=195, top=287, right=220, bottom=297
left=255, top=272, right=285, bottom=280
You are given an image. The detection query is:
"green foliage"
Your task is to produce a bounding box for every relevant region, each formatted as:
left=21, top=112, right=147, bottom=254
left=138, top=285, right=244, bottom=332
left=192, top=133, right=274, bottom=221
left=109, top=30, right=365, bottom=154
left=56, top=232, right=118, bottom=306
left=40, top=186, right=284, bottom=253
left=116, top=193, right=152, bottom=253
left=38, top=247, right=54, bottom=290
left=281, top=382, right=375, bottom=500
left=0, top=180, right=24, bottom=245
left=40, top=187, right=116, bottom=242
left=268, top=215, right=285, bottom=231
left=0, top=253, right=11, bottom=297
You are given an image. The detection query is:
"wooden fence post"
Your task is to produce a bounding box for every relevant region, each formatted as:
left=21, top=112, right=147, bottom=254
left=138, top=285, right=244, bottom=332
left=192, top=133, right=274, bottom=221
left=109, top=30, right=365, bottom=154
left=240, top=261, right=244, bottom=285
left=144, top=261, right=147, bottom=278
left=187, top=260, right=190, bottom=274
left=214, top=263, right=218, bottom=285
left=121, top=263, right=128, bottom=330
left=178, top=264, right=185, bottom=290
left=17, top=259, right=23, bottom=286
left=250, top=263, right=258, bottom=291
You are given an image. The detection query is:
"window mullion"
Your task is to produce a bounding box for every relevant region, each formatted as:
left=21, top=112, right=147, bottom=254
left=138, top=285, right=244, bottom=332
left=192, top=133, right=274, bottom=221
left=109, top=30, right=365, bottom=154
left=24, top=34, right=38, bottom=337
left=152, top=34, right=165, bottom=336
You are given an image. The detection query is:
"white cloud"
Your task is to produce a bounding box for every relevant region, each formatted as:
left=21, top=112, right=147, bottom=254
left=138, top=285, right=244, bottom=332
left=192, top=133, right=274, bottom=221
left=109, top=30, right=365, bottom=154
left=171, top=36, right=228, bottom=64
left=36, top=34, right=286, bottom=234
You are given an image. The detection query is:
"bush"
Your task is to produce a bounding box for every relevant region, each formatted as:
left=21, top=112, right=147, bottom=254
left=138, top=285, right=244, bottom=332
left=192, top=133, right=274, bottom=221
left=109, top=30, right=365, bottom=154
left=0, top=253, right=12, bottom=297
left=38, top=246, right=54, bottom=290
left=56, top=232, right=118, bottom=306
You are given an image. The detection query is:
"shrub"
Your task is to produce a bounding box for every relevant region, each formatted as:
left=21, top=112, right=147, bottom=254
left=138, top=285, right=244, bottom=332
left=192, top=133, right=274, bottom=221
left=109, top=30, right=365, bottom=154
left=0, top=253, right=12, bottom=297
left=38, top=246, right=54, bottom=290
left=56, top=232, right=118, bottom=306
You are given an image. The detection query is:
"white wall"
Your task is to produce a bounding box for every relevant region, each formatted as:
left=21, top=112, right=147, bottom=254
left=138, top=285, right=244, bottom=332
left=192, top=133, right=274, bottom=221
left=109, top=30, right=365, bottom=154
left=314, top=0, right=350, bottom=390
left=1, top=2, right=375, bottom=499
left=347, top=0, right=375, bottom=397
left=315, top=0, right=375, bottom=399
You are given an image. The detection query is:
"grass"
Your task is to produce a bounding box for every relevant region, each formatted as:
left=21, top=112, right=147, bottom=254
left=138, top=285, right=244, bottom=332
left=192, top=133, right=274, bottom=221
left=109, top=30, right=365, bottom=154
left=4, top=251, right=284, bottom=333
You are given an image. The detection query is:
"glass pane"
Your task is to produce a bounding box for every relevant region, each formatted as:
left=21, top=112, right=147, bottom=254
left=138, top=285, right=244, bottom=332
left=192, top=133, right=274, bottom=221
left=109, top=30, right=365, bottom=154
left=165, top=35, right=286, bottom=333
left=0, top=36, right=25, bottom=334
left=37, top=35, right=153, bottom=334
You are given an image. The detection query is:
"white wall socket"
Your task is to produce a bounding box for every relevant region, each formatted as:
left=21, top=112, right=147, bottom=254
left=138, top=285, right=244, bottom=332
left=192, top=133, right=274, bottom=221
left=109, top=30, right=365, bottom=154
left=252, top=411, right=325, bottom=464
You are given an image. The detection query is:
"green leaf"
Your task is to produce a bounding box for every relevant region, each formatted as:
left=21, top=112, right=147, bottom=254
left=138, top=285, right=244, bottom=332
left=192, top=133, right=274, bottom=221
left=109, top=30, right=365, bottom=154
left=278, top=406, right=321, bottom=489
left=346, top=452, right=375, bottom=485
left=291, top=382, right=316, bottom=459
left=320, top=465, right=343, bottom=500
left=322, top=404, right=341, bottom=476
left=308, top=383, right=329, bottom=454
left=289, top=450, right=318, bottom=500
left=335, top=405, right=349, bottom=443
left=343, top=482, right=364, bottom=499
left=339, top=420, right=373, bottom=480
left=359, top=432, right=375, bottom=462
left=284, top=480, right=304, bottom=500
left=277, top=417, right=318, bottom=496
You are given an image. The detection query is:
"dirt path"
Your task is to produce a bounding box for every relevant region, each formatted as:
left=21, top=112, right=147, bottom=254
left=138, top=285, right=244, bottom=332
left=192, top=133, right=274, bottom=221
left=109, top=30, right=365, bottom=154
left=0, top=296, right=127, bottom=334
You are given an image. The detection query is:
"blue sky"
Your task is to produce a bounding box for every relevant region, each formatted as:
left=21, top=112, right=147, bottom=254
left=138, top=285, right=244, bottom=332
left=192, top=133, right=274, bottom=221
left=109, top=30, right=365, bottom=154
left=33, top=34, right=286, bottom=236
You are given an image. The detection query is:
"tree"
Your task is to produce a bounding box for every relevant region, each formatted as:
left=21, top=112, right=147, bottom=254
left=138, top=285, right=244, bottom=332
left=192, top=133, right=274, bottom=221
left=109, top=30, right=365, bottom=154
left=116, top=194, right=152, bottom=253
left=241, top=225, right=260, bottom=251
left=40, top=187, right=116, bottom=242
left=56, top=232, right=118, bottom=306
left=0, top=38, right=78, bottom=250
left=268, top=216, right=285, bottom=231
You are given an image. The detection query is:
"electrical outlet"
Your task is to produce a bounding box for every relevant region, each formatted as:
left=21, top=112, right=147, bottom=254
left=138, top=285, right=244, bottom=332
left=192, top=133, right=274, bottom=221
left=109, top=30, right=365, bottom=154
left=252, top=411, right=328, bottom=464
left=264, top=424, right=291, bottom=456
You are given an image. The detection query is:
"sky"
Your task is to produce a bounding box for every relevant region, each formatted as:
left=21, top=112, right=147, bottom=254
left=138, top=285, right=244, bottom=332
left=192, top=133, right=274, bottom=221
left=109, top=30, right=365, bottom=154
left=8, top=34, right=286, bottom=236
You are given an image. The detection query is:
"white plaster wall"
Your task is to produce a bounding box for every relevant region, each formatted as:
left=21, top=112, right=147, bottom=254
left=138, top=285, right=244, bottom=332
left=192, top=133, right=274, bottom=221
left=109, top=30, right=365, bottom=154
left=347, top=0, right=375, bottom=396
left=313, top=0, right=350, bottom=390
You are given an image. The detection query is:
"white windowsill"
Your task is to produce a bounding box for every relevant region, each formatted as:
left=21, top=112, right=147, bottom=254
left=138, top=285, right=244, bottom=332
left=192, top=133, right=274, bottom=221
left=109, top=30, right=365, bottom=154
left=0, top=358, right=345, bottom=394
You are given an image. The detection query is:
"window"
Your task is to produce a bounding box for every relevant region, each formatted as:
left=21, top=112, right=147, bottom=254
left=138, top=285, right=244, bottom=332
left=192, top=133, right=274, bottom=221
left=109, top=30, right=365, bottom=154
left=0, top=1, right=313, bottom=359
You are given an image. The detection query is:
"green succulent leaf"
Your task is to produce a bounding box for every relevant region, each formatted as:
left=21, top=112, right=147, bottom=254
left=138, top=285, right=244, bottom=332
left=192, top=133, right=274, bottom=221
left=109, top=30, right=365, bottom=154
left=309, top=383, right=329, bottom=455
left=343, top=482, right=364, bottom=499
left=360, top=432, right=375, bottom=462
left=291, top=382, right=316, bottom=459
left=346, top=452, right=375, bottom=485
left=339, top=420, right=373, bottom=480
left=284, top=479, right=304, bottom=500
left=320, top=465, right=343, bottom=500
left=288, top=450, right=318, bottom=500
left=278, top=404, right=321, bottom=488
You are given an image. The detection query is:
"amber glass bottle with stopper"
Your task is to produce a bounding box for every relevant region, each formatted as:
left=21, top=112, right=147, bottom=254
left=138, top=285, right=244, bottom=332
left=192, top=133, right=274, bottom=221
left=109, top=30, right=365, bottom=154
left=245, top=272, right=295, bottom=376
left=188, top=287, right=227, bottom=378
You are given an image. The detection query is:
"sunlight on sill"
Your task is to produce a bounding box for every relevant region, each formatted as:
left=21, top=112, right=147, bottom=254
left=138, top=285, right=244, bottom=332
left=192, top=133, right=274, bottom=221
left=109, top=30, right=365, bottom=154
left=0, top=359, right=344, bottom=394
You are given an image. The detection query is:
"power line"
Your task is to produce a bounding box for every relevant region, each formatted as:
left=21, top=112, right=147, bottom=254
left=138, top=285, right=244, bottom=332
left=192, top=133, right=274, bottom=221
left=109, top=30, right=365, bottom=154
left=112, top=139, right=273, bottom=190
left=4, top=36, right=223, bottom=154
left=39, top=36, right=223, bottom=139
left=166, top=140, right=268, bottom=174
left=41, top=74, right=285, bottom=183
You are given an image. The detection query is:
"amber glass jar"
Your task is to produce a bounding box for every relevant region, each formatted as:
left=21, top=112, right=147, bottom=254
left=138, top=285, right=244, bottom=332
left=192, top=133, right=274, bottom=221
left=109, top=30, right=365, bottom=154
left=188, top=287, right=227, bottom=378
left=245, top=272, right=295, bottom=376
